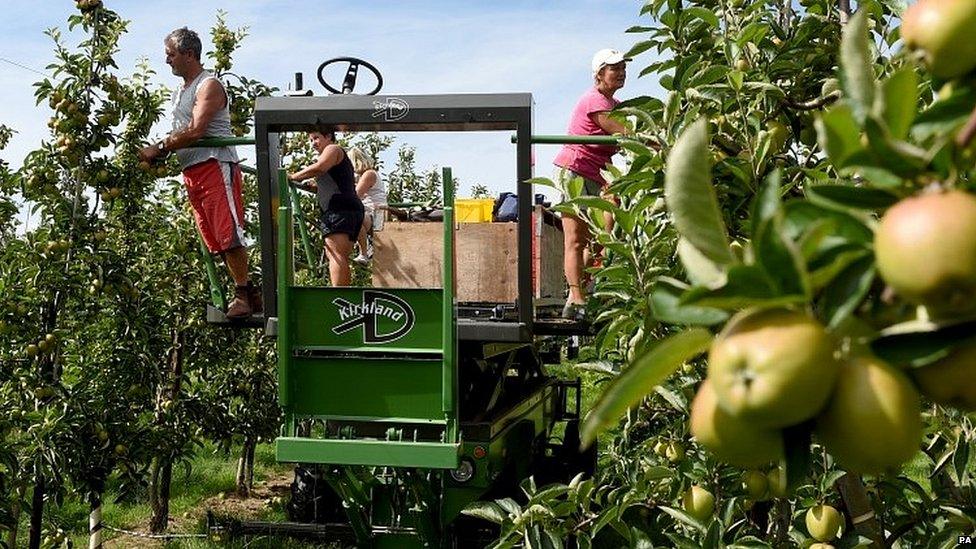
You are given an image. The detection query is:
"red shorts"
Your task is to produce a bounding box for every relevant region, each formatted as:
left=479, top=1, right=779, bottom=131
left=183, top=159, right=244, bottom=254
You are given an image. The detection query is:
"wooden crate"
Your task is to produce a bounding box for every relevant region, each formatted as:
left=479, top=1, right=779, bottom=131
left=372, top=208, right=564, bottom=303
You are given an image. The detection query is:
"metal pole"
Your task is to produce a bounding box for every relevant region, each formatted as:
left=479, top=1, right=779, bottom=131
left=510, top=134, right=623, bottom=145
left=286, top=183, right=318, bottom=273
left=441, top=167, right=457, bottom=441
left=277, top=169, right=293, bottom=409
left=186, top=136, right=256, bottom=147
left=197, top=230, right=226, bottom=310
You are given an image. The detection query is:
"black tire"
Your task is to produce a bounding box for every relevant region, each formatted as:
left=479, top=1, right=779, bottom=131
left=287, top=466, right=319, bottom=523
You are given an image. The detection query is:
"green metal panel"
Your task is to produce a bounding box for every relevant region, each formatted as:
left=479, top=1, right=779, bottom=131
left=276, top=437, right=460, bottom=469
left=290, top=287, right=444, bottom=352
left=289, top=356, right=444, bottom=419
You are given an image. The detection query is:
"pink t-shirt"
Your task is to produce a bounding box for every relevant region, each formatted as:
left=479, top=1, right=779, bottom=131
left=553, top=87, right=621, bottom=186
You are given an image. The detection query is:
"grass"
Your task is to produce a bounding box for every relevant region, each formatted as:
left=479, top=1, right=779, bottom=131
left=10, top=443, right=309, bottom=548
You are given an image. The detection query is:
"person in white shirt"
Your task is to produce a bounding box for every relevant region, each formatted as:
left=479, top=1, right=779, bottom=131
left=348, top=147, right=387, bottom=265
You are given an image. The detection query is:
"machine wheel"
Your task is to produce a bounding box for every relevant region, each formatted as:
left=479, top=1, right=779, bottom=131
left=287, top=465, right=345, bottom=523
left=287, top=466, right=319, bottom=522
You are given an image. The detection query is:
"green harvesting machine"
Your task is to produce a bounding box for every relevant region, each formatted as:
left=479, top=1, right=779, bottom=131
left=208, top=60, right=594, bottom=547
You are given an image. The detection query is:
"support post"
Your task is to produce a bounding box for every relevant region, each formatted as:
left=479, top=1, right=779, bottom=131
left=441, top=167, right=457, bottom=442
left=277, top=169, right=294, bottom=411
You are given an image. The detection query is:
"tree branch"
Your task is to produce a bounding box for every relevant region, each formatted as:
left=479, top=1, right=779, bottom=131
left=955, top=104, right=976, bottom=149
left=784, top=91, right=842, bottom=111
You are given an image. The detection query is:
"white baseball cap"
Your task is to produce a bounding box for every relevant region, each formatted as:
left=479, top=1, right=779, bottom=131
left=591, top=48, right=631, bottom=74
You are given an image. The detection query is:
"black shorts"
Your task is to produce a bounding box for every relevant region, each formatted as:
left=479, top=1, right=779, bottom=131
left=318, top=206, right=364, bottom=239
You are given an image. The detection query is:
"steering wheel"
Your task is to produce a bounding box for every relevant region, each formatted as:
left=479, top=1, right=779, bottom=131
left=317, top=57, right=383, bottom=95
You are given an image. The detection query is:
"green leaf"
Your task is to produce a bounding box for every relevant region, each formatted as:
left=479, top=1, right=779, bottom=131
left=782, top=422, right=813, bottom=492
left=913, top=80, right=976, bottom=141
left=806, top=184, right=899, bottom=211
left=728, top=537, right=774, bottom=549
left=861, top=117, right=928, bottom=178
left=650, top=283, right=729, bottom=326
left=840, top=10, right=876, bottom=122
left=580, top=329, right=713, bottom=447
left=751, top=172, right=810, bottom=298
left=625, top=40, right=656, bottom=58
left=524, top=177, right=557, bottom=189
left=816, top=105, right=863, bottom=168
left=495, top=498, right=521, bottom=516
left=874, top=68, right=918, bottom=140
left=677, top=237, right=726, bottom=287
left=818, top=255, right=876, bottom=328
left=686, top=7, right=720, bottom=28
left=658, top=506, right=707, bottom=531
left=681, top=265, right=805, bottom=309
left=728, top=70, right=744, bottom=92
left=664, top=119, right=733, bottom=264
left=871, top=318, right=976, bottom=368
left=953, top=433, right=970, bottom=484
left=782, top=201, right=873, bottom=247
left=462, top=501, right=507, bottom=524
left=571, top=196, right=624, bottom=217
left=525, top=524, right=543, bottom=549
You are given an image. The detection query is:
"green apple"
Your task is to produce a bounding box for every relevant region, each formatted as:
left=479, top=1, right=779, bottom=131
left=708, top=308, right=841, bottom=428
left=816, top=355, right=922, bottom=474
left=875, top=190, right=976, bottom=317
left=682, top=485, right=715, bottom=522
left=806, top=504, right=843, bottom=541
left=902, top=0, right=976, bottom=78
left=689, top=380, right=784, bottom=467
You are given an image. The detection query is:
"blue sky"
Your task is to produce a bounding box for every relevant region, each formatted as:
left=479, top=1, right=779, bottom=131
left=1, top=1, right=664, bottom=224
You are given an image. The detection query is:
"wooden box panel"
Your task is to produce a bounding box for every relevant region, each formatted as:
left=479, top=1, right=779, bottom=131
left=372, top=212, right=564, bottom=304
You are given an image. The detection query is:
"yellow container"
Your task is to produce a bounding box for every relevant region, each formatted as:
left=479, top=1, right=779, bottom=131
left=454, top=198, right=495, bottom=223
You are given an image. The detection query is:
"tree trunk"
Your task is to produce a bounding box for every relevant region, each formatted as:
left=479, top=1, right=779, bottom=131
left=88, top=492, right=103, bottom=549
left=235, top=452, right=247, bottom=496
left=834, top=473, right=884, bottom=549
left=236, top=437, right=256, bottom=496
left=27, top=470, right=44, bottom=549
left=839, top=0, right=851, bottom=24
left=149, top=459, right=173, bottom=533
left=30, top=299, right=61, bottom=549
left=246, top=438, right=256, bottom=492
left=148, top=327, right=184, bottom=533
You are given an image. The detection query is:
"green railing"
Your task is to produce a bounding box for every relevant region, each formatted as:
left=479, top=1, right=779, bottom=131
left=190, top=136, right=257, bottom=147
left=509, top=134, right=624, bottom=145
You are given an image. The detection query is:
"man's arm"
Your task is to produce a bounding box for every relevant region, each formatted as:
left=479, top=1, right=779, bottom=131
left=138, top=78, right=226, bottom=162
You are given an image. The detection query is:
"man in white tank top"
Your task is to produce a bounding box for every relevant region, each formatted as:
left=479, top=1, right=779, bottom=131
left=138, top=27, right=261, bottom=320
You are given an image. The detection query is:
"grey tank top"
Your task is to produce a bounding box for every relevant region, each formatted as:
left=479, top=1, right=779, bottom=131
left=172, top=70, right=239, bottom=169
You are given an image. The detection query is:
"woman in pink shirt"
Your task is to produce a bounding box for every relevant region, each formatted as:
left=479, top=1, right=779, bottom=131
left=554, top=48, right=630, bottom=319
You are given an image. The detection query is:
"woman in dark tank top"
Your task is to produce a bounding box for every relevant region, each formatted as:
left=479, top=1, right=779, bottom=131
left=287, top=125, right=365, bottom=286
